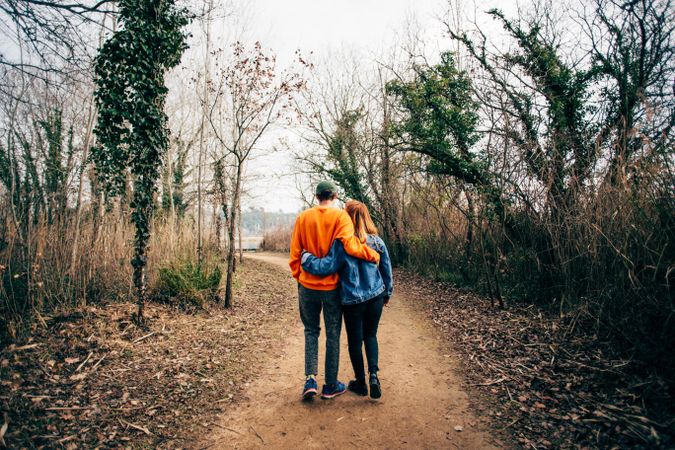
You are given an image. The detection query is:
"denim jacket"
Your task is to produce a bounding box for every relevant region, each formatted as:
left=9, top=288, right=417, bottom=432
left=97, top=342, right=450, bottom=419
left=301, top=235, right=394, bottom=305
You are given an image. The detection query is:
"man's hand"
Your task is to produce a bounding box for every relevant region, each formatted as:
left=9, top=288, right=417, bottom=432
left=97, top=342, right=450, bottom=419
left=383, top=295, right=390, bottom=307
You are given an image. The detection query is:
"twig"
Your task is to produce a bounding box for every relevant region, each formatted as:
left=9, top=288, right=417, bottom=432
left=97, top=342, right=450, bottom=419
left=35, top=310, right=48, bottom=329
left=133, top=332, right=156, bottom=344
left=499, top=416, right=521, bottom=431
left=119, top=418, right=153, bottom=436
left=468, top=377, right=506, bottom=386
left=90, top=353, right=108, bottom=371
left=9, top=343, right=41, bottom=352
left=250, top=426, right=264, bottom=444
left=45, top=406, right=90, bottom=411
left=0, top=420, right=7, bottom=447
left=210, top=422, right=241, bottom=435
left=120, top=322, right=134, bottom=336
left=75, top=352, right=93, bottom=372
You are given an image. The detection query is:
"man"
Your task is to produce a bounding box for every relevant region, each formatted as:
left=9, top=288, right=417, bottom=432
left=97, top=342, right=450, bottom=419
left=289, top=181, right=380, bottom=400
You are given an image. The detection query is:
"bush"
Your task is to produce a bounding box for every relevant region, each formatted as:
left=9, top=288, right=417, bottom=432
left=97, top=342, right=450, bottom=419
left=261, top=226, right=293, bottom=253
left=155, top=259, right=222, bottom=308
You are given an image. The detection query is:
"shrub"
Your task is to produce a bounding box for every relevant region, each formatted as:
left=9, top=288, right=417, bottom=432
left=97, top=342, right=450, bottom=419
left=155, top=259, right=222, bottom=308
left=261, top=226, right=293, bottom=253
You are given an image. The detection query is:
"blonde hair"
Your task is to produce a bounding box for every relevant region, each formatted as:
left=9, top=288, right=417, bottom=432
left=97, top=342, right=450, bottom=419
left=345, top=200, right=378, bottom=242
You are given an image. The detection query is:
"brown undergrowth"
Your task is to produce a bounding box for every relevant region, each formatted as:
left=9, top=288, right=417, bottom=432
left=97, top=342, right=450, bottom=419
left=0, top=259, right=295, bottom=449
left=396, top=269, right=674, bottom=450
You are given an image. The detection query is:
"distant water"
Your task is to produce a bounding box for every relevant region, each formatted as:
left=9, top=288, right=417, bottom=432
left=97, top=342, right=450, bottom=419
left=236, top=236, right=264, bottom=251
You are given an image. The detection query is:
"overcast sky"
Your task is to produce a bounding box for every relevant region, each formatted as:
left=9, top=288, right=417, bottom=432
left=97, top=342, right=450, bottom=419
left=207, top=0, right=446, bottom=213
left=178, top=0, right=522, bottom=214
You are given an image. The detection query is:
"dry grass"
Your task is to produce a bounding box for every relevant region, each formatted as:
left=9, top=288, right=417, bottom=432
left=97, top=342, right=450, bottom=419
left=398, top=166, right=675, bottom=374
left=260, top=225, right=293, bottom=253
left=0, top=209, right=221, bottom=343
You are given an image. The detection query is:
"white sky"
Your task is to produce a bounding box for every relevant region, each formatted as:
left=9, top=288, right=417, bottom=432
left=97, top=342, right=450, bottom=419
left=175, top=0, right=522, bottom=214
left=220, top=0, right=447, bottom=213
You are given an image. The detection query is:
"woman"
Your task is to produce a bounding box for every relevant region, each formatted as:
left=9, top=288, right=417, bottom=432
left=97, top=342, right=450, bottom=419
left=301, top=200, right=393, bottom=399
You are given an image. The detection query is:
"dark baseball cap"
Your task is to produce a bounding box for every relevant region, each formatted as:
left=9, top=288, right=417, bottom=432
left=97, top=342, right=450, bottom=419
left=315, top=180, right=337, bottom=195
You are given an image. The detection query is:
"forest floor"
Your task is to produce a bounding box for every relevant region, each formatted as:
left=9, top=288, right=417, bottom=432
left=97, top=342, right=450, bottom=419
left=1, top=258, right=297, bottom=449
left=1, top=253, right=672, bottom=449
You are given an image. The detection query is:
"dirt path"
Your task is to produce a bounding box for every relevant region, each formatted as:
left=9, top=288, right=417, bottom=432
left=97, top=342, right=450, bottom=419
left=203, top=252, right=499, bottom=449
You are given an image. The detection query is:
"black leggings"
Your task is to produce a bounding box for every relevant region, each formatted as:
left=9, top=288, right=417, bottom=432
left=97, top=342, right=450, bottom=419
left=342, top=294, right=385, bottom=380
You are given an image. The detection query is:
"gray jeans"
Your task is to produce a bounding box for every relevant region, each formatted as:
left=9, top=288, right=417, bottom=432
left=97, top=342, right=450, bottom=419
left=298, top=284, right=342, bottom=385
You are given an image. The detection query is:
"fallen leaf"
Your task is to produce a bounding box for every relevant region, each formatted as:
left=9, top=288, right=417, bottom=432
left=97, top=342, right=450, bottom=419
left=69, top=372, right=87, bottom=381
left=0, top=421, right=7, bottom=446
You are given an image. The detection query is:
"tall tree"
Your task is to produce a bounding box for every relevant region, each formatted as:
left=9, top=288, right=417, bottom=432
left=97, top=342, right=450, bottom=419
left=386, top=52, right=484, bottom=186
left=196, top=0, right=214, bottom=264
left=588, top=0, right=675, bottom=182
left=294, top=56, right=402, bottom=253
left=386, top=52, right=489, bottom=268
left=208, top=41, right=303, bottom=308
left=91, top=0, right=189, bottom=322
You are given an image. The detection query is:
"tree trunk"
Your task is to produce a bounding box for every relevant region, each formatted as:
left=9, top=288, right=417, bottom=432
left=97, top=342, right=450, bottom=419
left=214, top=206, right=222, bottom=251
left=222, top=202, right=230, bottom=255
left=465, top=188, right=475, bottom=266
left=238, top=198, right=243, bottom=264
left=167, top=144, right=176, bottom=230
left=69, top=98, right=96, bottom=282
left=197, top=129, right=204, bottom=264
left=132, top=201, right=151, bottom=323
left=224, top=162, right=242, bottom=308
left=196, top=0, right=213, bottom=265
left=133, top=253, right=147, bottom=323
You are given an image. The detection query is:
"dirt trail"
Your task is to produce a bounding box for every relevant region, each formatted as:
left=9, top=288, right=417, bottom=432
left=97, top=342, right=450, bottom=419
left=203, top=253, right=499, bottom=449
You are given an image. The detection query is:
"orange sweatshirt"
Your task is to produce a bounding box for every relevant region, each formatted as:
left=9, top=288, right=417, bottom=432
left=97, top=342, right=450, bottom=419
left=289, top=205, right=380, bottom=290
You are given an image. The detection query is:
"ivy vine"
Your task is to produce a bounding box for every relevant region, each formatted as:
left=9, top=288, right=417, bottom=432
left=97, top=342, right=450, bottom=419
left=92, top=0, right=190, bottom=321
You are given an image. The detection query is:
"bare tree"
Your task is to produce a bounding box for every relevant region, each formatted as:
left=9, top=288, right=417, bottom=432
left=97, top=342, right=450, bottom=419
left=294, top=51, right=407, bottom=260
left=208, top=41, right=304, bottom=307
left=195, top=0, right=214, bottom=265
left=0, top=0, right=114, bottom=90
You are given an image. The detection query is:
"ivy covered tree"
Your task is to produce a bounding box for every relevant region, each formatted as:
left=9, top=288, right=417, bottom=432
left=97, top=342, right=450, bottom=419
left=316, top=109, right=374, bottom=211
left=92, top=0, right=189, bottom=322
left=161, top=139, right=190, bottom=219
left=386, top=52, right=492, bottom=274
left=386, top=52, right=485, bottom=186
left=41, top=108, right=74, bottom=224
left=449, top=10, right=598, bottom=214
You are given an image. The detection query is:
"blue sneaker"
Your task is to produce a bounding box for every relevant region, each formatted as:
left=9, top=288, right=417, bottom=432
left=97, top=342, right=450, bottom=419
left=321, top=381, right=347, bottom=399
left=303, top=376, right=318, bottom=400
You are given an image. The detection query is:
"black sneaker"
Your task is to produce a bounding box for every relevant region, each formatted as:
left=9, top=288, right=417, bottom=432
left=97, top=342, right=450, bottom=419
left=369, top=373, right=381, bottom=399
left=348, top=379, right=368, bottom=396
